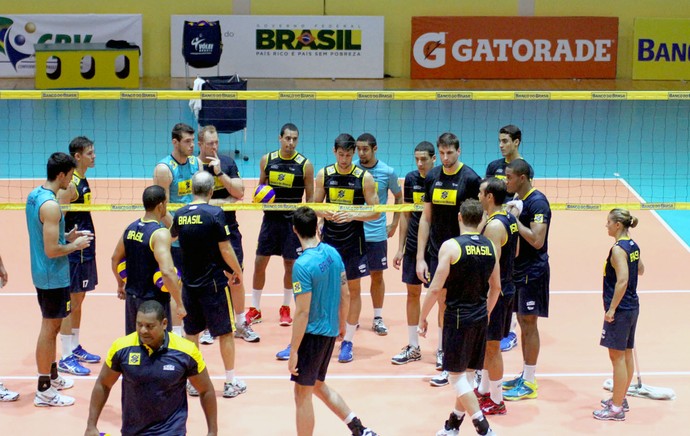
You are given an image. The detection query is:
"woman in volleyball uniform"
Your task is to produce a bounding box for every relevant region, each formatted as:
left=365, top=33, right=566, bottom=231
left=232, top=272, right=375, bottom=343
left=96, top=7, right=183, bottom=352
left=593, top=208, right=644, bottom=421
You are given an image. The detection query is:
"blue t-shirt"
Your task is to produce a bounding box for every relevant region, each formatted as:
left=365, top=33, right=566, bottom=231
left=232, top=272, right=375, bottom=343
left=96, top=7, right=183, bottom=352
left=26, top=186, right=70, bottom=289
left=357, top=159, right=400, bottom=242
left=291, top=243, right=345, bottom=337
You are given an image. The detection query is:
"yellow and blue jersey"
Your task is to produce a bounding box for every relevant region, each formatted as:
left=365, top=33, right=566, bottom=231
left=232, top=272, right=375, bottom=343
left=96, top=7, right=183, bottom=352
left=123, top=219, right=168, bottom=300
left=66, top=170, right=96, bottom=262
left=323, top=164, right=367, bottom=255
left=106, top=331, right=205, bottom=436
left=514, top=188, right=551, bottom=280
left=603, top=237, right=640, bottom=311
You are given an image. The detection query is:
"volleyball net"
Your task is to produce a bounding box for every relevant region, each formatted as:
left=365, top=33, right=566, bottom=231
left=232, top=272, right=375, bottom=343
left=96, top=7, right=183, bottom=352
left=0, top=90, right=689, bottom=212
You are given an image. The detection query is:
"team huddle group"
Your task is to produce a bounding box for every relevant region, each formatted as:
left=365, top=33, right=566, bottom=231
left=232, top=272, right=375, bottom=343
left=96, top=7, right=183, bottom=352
left=6, top=121, right=644, bottom=435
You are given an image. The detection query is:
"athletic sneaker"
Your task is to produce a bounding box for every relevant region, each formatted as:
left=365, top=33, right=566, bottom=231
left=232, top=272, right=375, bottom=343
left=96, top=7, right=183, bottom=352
left=391, top=345, right=421, bottom=365
left=480, top=397, right=507, bottom=415
left=223, top=379, right=247, bottom=398
left=72, top=345, right=101, bottom=363
left=34, top=387, right=74, bottom=407
left=474, top=387, right=489, bottom=401
left=593, top=404, right=625, bottom=421
left=436, top=412, right=464, bottom=436
left=0, top=383, right=19, bottom=402
left=51, top=375, right=74, bottom=390
left=502, top=373, right=538, bottom=390
left=503, top=378, right=538, bottom=401
left=199, top=329, right=214, bottom=345
left=186, top=380, right=199, bottom=397
left=245, top=307, right=262, bottom=325
left=601, top=397, right=630, bottom=412
left=430, top=370, right=449, bottom=387
left=276, top=344, right=291, bottom=360
left=338, top=340, right=354, bottom=363
left=347, top=417, right=378, bottom=436
left=234, top=321, right=260, bottom=343
left=436, top=349, right=444, bottom=371
left=372, top=317, right=388, bottom=336
left=58, top=354, right=91, bottom=376
left=500, top=332, right=518, bottom=352
left=279, top=305, right=293, bottom=326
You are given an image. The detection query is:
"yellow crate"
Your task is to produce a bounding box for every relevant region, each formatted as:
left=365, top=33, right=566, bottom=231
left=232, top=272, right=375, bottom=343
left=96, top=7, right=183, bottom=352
left=34, top=43, right=139, bottom=89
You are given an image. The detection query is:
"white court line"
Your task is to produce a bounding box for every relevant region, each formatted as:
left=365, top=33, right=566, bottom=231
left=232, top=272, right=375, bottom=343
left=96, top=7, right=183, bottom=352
left=617, top=175, right=690, bottom=253
left=2, top=371, right=689, bottom=382
left=1, top=290, right=689, bottom=297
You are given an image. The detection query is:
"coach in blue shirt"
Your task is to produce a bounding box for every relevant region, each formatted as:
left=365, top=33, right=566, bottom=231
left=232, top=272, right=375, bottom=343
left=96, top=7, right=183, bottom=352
left=85, top=300, right=217, bottom=436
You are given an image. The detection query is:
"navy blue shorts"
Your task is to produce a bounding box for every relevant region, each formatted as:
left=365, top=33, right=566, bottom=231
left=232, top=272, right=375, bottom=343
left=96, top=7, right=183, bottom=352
left=291, top=333, right=336, bottom=386
left=36, top=287, right=71, bottom=319
left=182, top=277, right=235, bottom=337
left=365, top=240, right=388, bottom=271
left=402, top=251, right=422, bottom=285
left=600, top=308, right=639, bottom=351
left=69, top=258, right=98, bottom=293
left=229, top=228, right=244, bottom=268
left=341, top=251, right=369, bottom=281
left=487, top=292, right=515, bottom=341
left=256, top=217, right=302, bottom=260
left=426, top=254, right=439, bottom=289
left=442, top=316, right=487, bottom=373
left=514, top=267, right=550, bottom=318
left=125, top=294, right=172, bottom=335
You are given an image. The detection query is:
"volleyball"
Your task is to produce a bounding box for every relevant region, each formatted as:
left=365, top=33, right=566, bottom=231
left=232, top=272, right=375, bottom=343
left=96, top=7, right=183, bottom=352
left=153, top=267, right=182, bottom=293
left=117, top=259, right=127, bottom=283
left=253, top=184, right=276, bottom=203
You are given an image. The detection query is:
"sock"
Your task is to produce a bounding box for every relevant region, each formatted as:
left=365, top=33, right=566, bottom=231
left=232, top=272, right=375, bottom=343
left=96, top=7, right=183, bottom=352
left=60, top=334, right=72, bottom=359
left=453, top=409, right=465, bottom=419
left=50, top=362, right=58, bottom=379
left=344, top=323, right=357, bottom=342
left=438, top=326, right=443, bottom=351
left=510, top=313, right=517, bottom=333
left=408, top=326, right=419, bottom=347
left=374, top=308, right=383, bottom=318
left=225, top=369, right=235, bottom=383
left=72, top=328, right=80, bottom=351
left=251, top=288, right=262, bottom=309
left=523, top=364, right=537, bottom=383
left=236, top=311, right=245, bottom=326
left=38, top=374, right=51, bottom=392
left=282, top=288, right=292, bottom=306
left=344, top=412, right=356, bottom=425
left=490, top=379, right=503, bottom=404
left=172, top=326, right=183, bottom=336
left=610, top=404, right=622, bottom=413
left=478, top=370, right=490, bottom=394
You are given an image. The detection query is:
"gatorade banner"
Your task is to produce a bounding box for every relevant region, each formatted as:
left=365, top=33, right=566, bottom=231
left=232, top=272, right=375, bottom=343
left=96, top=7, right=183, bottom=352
left=0, top=14, right=142, bottom=77
left=633, top=18, right=690, bottom=80
left=171, top=15, right=384, bottom=78
left=411, top=16, right=618, bottom=79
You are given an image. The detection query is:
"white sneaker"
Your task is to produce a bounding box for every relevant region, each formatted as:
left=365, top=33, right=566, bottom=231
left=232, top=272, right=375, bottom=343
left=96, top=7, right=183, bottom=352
left=51, top=375, right=74, bottom=390
left=223, top=378, right=247, bottom=398
left=199, top=329, right=214, bottom=345
left=186, top=380, right=199, bottom=397
left=234, top=321, right=260, bottom=343
left=430, top=370, right=449, bottom=387
left=34, top=387, right=75, bottom=407
left=0, top=382, right=19, bottom=402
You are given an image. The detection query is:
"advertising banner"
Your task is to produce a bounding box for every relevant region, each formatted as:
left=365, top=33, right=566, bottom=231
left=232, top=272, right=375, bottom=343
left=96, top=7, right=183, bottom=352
left=171, top=15, right=384, bottom=78
left=411, top=17, right=618, bottom=79
left=0, top=14, right=143, bottom=77
left=633, top=18, right=690, bottom=80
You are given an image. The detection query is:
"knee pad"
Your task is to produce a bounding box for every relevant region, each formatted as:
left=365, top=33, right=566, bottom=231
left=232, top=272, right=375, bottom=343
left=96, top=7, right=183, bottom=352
left=449, top=372, right=472, bottom=397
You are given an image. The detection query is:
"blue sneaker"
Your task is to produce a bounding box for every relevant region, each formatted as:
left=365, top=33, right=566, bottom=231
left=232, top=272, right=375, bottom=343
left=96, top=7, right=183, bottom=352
left=503, top=378, right=538, bottom=401
left=338, top=340, right=353, bottom=363
left=72, top=345, right=101, bottom=363
left=58, top=355, right=91, bottom=376
left=276, top=344, right=291, bottom=361
left=500, top=332, right=517, bottom=352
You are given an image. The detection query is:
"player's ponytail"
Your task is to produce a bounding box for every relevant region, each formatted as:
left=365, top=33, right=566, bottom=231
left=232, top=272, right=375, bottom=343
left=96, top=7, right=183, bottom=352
left=609, top=208, right=638, bottom=229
